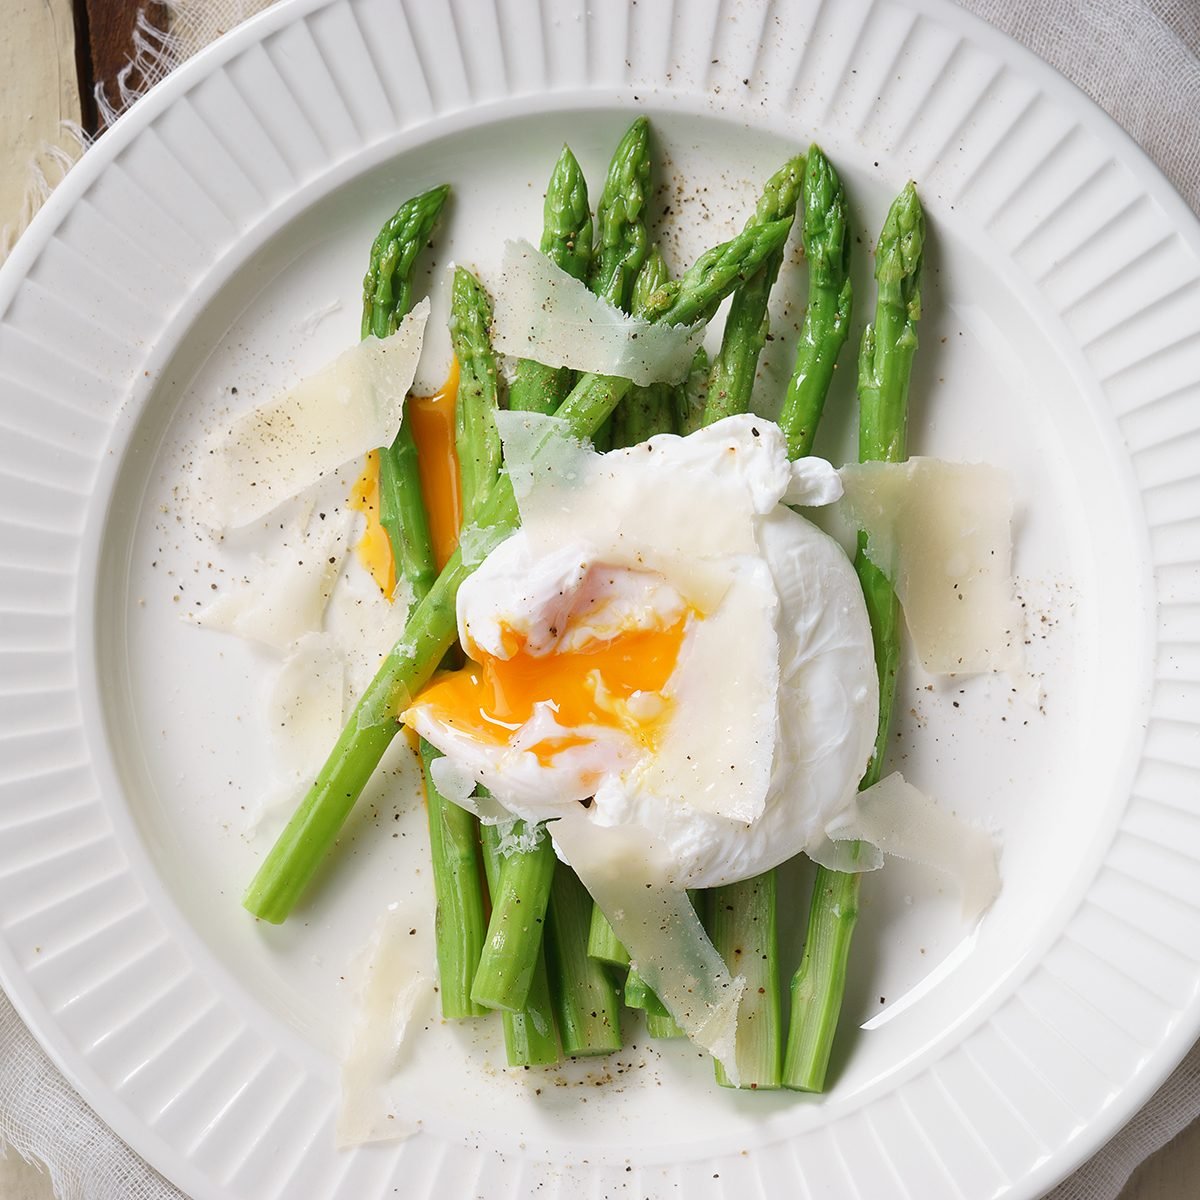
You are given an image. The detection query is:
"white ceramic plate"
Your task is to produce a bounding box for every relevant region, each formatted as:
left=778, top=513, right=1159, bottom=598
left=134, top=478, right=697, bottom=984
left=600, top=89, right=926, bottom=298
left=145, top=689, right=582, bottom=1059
left=2, top=1, right=1199, bottom=1196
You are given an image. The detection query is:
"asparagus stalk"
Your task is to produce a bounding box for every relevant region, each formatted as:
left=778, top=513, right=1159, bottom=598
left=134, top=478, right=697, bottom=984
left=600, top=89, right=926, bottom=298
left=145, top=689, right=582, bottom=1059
left=479, top=822, right=560, bottom=1065
left=587, top=910, right=630, bottom=968
left=704, top=154, right=805, bottom=424
left=420, top=738, right=487, bottom=1018
left=646, top=1011, right=686, bottom=1038
left=363, top=185, right=449, bottom=601
left=471, top=818, right=557, bottom=1012
left=361, top=183, right=450, bottom=340
left=449, top=267, right=501, bottom=527
left=782, top=182, right=924, bottom=1092
left=243, top=216, right=794, bottom=924
left=360, top=186, right=492, bottom=1018
left=588, top=116, right=651, bottom=311
left=545, top=862, right=623, bottom=1057
left=707, top=876, right=780, bottom=1087
left=674, top=346, right=709, bottom=435
left=421, top=266, right=501, bottom=1020
left=609, top=246, right=676, bottom=449
left=778, top=146, right=854, bottom=459
left=509, top=147, right=593, bottom=415
left=588, top=117, right=652, bottom=451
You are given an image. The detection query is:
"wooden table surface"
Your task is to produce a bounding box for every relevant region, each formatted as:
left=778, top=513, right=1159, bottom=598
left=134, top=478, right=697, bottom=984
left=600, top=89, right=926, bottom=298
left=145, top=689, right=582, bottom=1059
left=1, top=1, right=1196, bottom=1197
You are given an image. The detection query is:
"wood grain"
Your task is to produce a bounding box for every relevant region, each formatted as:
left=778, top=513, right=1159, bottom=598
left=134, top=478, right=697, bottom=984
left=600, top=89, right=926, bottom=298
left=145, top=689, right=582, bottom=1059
left=78, top=0, right=169, bottom=132
left=0, top=0, right=83, bottom=252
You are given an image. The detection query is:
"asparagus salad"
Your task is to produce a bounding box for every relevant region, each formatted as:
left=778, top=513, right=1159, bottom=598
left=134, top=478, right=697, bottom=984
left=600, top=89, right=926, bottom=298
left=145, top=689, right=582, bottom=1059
left=190, top=119, right=1018, bottom=1128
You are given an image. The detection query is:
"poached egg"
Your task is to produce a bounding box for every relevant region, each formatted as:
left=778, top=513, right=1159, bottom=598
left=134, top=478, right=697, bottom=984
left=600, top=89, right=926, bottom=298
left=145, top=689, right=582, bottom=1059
left=403, top=412, right=878, bottom=890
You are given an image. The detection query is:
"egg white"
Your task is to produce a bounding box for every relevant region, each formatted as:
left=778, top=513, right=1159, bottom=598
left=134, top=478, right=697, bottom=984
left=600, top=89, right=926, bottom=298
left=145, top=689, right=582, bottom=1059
left=404, top=413, right=878, bottom=888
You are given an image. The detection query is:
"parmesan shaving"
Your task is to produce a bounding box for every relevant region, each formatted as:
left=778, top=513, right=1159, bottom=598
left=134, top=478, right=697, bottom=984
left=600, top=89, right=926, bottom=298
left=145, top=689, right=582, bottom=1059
left=267, top=632, right=345, bottom=779
left=197, top=299, right=429, bottom=528
left=838, top=458, right=1022, bottom=674
left=552, top=818, right=745, bottom=1081
left=323, top=567, right=414, bottom=704
left=825, top=772, right=1000, bottom=920
left=490, top=240, right=703, bottom=386
left=191, top=509, right=357, bottom=650
left=337, top=907, right=434, bottom=1148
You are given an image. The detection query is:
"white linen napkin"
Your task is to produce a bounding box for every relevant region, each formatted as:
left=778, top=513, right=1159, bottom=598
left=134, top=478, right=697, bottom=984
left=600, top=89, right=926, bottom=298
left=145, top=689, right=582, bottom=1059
left=1, top=2, right=1197, bottom=1198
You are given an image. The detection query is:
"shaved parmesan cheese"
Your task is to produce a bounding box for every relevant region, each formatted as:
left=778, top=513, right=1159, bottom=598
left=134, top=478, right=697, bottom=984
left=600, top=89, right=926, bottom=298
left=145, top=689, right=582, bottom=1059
left=337, top=908, right=435, bottom=1148
left=838, top=458, right=1022, bottom=674
left=825, top=772, right=1000, bottom=920
left=268, top=632, right=345, bottom=777
left=246, top=632, right=347, bottom=836
left=551, top=818, right=744, bottom=1082
left=323, top=567, right=414, bottom=704
left=490, top=240, right=703, bottom=386
left=197, top=299, right=429, bottom=528
left=192, top=509, right=358, bottom=650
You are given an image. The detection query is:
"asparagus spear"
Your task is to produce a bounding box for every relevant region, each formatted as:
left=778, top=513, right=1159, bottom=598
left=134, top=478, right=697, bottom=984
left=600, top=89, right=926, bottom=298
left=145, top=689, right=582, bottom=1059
left=707, top=875, right=780, bottom=1087
left=587, top=911, right=630, bottom=968
left=449, top=266, right=501, bottom=527
left=360, top=186, right=492, bottom=1017
left=479, top=822, right=560, bottom=1065
left=243, top=215, right=794, bottom=924
left=362, top=186, right=449, bottom=602
left=471, top=817, right=557, bottom=1012
left=674, top=346, right=709, bottom=435
left=609, top=246, right=676, bottom=449
left=361, top=184, right=450, bottom=342
left=545, top=863, right=623, bottom=1056
left=509, top=147, right=593, bottom=416
left=704, top=154, right=805, bottom=424
left=778, top=146, right=854, bottom=459
left=782, top=182, right=924, bottom=1092
left=417, top=266, right=502, bottom=1021
left=587, top=117, right=652, bottom=451
left=646, top=1011, right=686, bottom=1038
left=419, top=738, right=487, bottom=1018
left=588, top=116, right=651, bottom=311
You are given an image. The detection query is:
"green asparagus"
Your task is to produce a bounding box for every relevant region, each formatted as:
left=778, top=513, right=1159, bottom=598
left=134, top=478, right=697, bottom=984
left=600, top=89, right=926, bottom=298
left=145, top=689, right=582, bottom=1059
left=545, top=863, right=623, bottom=1057
left=363, top=184, right=449, bottom=602
left=479, top=822, right=560, bottom=1065
left=778, top=146, right=854, bottom=459
left=610, top=246, right=676, bottom=448
left=588, top=117, right=652, bottom=451
left=588, top=116, right=652, bottom=311
left=449, top=266, right=501, bottom=527
left=674, top=346, right=709, bottom=435
left=420, top=737, right=487, bottom=1018
left=783, top=182, right=924, bottom=1092
left=707, top=875, right=781, bottom=1087
left=244, top=216, right=793, bottom=924
left=508, top=146, right=593, bottom=416
left=704, top=154, right=805, bottom=423
left=471, top=819, right=557, bottom=1013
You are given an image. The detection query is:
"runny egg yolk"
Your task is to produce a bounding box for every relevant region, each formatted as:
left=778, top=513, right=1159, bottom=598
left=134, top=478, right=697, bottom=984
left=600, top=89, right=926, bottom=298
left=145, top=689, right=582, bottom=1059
left=350, top=360, right=463, bottom=596
left=348, top=449, right=396, bottom=596
left=414, top=616, right=690, bottom=766
left=409, top=359, right=462, bottom=573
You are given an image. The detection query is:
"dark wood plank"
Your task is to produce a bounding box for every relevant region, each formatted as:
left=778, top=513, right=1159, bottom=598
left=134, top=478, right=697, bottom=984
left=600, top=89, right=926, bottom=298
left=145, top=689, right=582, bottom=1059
left=77, top=0, right=169, bottom=134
